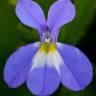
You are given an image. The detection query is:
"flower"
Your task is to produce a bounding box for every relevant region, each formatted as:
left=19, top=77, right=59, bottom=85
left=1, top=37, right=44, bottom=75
left=4, top=0, right=93, bottom=96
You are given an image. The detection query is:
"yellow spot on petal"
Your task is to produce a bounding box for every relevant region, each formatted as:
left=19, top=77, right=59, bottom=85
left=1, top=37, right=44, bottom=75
left=49, top=42, right=56, bottom=52
left=39, top=42, right=47, bottom=52
left=39, top=42, right=57, bottom=53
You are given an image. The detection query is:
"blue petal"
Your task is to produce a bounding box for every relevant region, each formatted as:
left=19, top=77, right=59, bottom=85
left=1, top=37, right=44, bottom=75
left=47, top=0, right=75, bottom=41
left=57, top=42, right=93, bottom=91
left=16, top=0, right=46, bottom=36
left=4, top=42, right=40, bottom=88
left=27, top=65, right=60, bottom=95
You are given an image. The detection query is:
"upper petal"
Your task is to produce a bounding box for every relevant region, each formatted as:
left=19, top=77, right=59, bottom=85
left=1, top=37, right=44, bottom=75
left=16, top=0, right=46, bottom=34
left=47, top=0, right=75, bottom=29
left=4, top=42, right=40, bottom=88
left=47, top=0, right=75, bottom=41
left=57, top=42, right=93, bottom=91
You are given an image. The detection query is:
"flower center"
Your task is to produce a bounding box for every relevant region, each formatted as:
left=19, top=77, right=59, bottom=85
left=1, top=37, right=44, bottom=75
left=44, top=26, right=51, bottom=43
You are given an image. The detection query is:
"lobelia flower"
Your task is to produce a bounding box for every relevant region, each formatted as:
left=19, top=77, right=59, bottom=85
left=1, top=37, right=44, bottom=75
left=4, top=0, right=93, bottom=96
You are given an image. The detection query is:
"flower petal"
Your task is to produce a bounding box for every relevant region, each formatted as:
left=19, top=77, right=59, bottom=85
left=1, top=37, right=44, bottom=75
left=47, top=0, right=75, bottom=41
left=47, top=0, right=75, bottom=29
left=16, top=0, right=46, bottom=35
left=57, top=42, right=93, bottom=91
left=51, top=27, right=59, bottom=42
left=27, top=66, right=60, bottom=95
left=26, top=49, right=60, bottom=95
left=4, top=42, right=40, bottom=88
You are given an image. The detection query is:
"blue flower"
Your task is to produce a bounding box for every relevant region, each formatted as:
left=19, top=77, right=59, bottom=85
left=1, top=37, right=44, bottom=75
left=4, top=0, right=93, bottom=95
